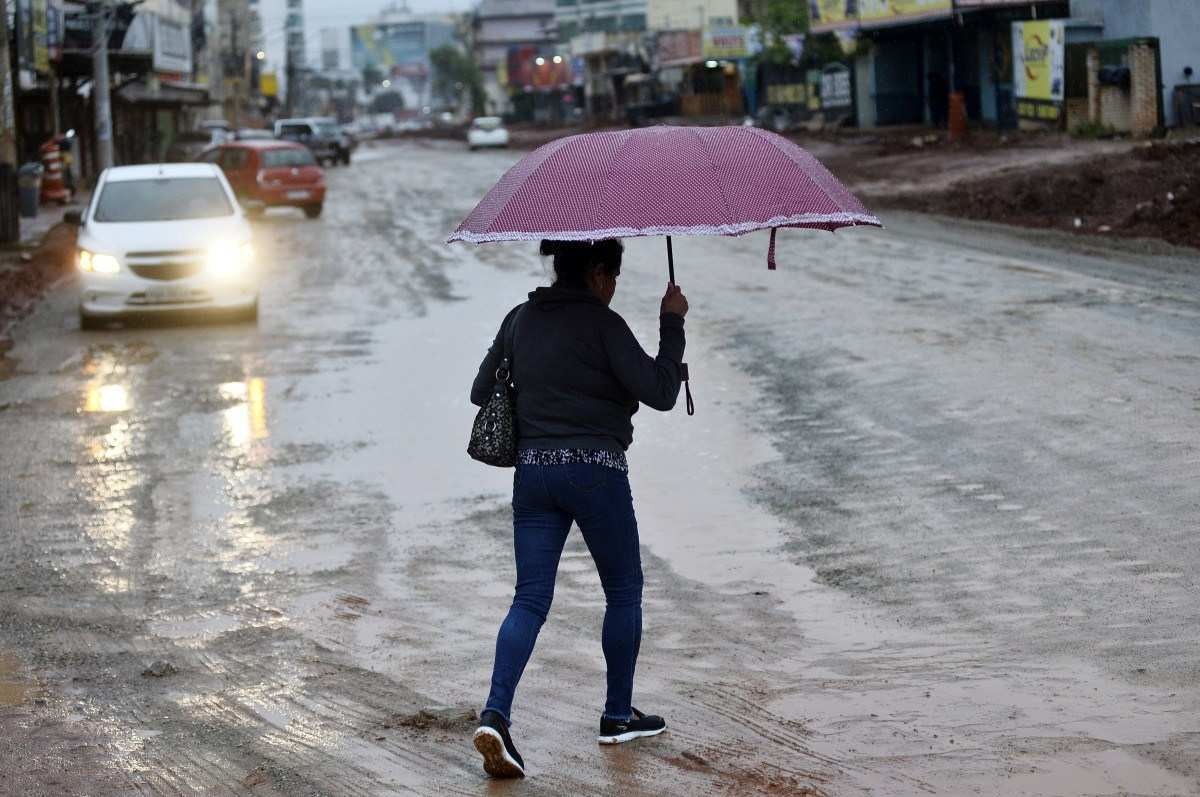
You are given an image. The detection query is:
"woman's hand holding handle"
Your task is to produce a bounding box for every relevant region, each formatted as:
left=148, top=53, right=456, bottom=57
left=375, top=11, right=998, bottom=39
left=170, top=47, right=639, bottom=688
left=661, top=283, right=689, bottom=318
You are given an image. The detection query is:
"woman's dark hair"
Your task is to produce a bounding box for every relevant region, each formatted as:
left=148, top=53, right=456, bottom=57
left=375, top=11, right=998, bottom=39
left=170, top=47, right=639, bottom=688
left=540, top=239, right=623, bottom=290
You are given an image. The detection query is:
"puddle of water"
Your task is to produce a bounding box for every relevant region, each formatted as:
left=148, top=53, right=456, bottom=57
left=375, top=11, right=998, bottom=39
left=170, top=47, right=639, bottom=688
left=0, top=652, right=31, bottom=707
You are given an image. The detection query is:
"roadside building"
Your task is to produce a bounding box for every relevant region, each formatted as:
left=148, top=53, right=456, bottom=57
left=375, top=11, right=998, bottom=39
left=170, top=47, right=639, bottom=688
left=806, top=0, right=1196, bottom=133
left=322, top=9, right=455, bottom=112
left=218, top=0, right=265, bottom=125
left=1067, top=0, right=1199, bottom=128
left=557, top=0, right=649, bottom=119
left=645, top=0, right=755, bottom=121
left=472, top=0, right=557, bottom=116
left=809, top=1, right=1071, bottom=130
left=16, top=0, right=211, bottom=181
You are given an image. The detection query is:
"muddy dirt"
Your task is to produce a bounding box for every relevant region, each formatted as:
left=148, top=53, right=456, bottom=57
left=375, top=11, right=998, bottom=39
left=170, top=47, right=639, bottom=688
left=880, top=138, right=1200, bottom=250
left=0, top=222, right=77, bottom=369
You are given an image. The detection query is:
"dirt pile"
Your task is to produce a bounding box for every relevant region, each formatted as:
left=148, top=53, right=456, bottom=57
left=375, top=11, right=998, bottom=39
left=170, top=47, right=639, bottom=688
left=0, top=222, right=77, bottom=346
left=886, top=139, right=1200, bottom=250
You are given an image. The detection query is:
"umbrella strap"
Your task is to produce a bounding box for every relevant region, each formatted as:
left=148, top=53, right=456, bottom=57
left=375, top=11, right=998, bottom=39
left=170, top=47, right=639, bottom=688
left=767, top=227, right=777, bottom=271
left=681, top=363, right=694, bottom=416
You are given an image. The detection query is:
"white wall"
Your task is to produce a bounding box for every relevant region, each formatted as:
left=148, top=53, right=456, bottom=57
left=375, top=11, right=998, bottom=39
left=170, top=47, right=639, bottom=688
left=647, top=0, right=737, bottom=31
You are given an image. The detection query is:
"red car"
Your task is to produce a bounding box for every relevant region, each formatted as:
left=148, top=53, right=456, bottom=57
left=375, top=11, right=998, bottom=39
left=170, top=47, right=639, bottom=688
left=198, top=140, right=326, bottom=218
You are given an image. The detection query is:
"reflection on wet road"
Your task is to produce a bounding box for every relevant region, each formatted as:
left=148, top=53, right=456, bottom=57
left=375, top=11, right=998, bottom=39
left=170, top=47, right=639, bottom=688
left=1, top=140, right=1199, bottom=795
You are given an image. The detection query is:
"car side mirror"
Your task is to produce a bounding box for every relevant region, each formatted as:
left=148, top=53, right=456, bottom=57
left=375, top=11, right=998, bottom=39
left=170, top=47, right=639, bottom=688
left=63, top=209, right=83, bottom=226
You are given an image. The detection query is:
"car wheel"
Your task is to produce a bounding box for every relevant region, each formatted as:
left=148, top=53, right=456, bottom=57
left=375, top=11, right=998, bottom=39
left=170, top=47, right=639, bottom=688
left=340, top=151, right=351, bottom=166
left=303, top=203, right=323, bottom=219
left=79, top=310, right=105, bottom=331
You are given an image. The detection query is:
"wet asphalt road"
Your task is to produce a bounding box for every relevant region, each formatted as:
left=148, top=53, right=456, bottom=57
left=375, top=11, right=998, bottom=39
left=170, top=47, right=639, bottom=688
left=1, top=139, right=1199, bottom=796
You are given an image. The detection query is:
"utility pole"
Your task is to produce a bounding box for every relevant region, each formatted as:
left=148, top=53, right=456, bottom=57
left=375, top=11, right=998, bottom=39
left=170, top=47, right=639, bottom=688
left=0, top=0, right=19, bottom=243
left=92, top=1, right=114, bottom=170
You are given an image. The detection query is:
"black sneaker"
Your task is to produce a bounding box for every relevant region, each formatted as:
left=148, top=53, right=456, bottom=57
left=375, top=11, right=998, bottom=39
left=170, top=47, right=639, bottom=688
left=473, top=710, right=525, bottom=778
left=597, top=707, right=667, bottom=745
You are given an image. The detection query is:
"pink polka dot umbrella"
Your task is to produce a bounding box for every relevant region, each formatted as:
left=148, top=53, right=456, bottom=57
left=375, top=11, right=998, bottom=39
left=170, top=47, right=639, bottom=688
left=447, top=125, right=881, bottom=278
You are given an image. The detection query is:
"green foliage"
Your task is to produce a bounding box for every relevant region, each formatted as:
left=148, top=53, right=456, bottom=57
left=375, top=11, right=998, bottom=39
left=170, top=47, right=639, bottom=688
left=362, top=65, right=384, bottom=88
left=743, top=0, right=809, bottom=64
left=799, top=32, right=845, bottom=68
left=369, top=91, right=405, bottom=114
left=430, top=45, right=486, bottom=116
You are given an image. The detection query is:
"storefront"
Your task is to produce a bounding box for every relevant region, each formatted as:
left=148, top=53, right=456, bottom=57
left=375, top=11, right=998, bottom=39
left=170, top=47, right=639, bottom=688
left=812, top=0, right=1069, bottom=129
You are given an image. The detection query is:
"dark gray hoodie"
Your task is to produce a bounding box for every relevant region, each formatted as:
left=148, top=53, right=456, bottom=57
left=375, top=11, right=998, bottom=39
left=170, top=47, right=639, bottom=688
left=471, top=286, right=686, bottom=453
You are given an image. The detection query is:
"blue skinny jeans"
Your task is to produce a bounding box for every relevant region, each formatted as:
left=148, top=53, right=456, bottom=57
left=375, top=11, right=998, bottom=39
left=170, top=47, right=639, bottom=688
left=484, top=462, right=643, bottom=725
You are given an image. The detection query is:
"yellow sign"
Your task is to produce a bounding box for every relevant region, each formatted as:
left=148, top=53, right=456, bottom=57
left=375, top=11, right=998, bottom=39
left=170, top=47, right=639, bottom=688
left=32, top=0, right=48, bottom=72
left=857, top=0, right=952, bottom=25
left=260, top=71, right=278, bottom=97
left=1012, top=20, right=1065, bottom=104
left=766, top=83, right=807, bottom=105
left=809, top=0, right=854, bottom=29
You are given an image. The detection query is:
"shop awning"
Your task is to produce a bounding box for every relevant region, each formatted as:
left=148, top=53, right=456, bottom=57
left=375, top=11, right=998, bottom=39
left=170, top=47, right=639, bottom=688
left=811, top=0, right=1060, bottom=34
left=658, top=55, right=709, bottom=68
left=57, top=48, right=153, bottom=78
left=118, top=79, right=209, bottom=106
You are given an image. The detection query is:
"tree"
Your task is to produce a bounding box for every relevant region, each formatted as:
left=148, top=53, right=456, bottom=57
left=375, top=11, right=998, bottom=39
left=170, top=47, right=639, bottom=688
left=362, top=65, right=384, bottom=89
left=800, top=32, right=846, bottom=69
left=369, top=91, right=405, bottom=114
left=743, top=0, right=808, bottom=64
left=429, top=44, right=485, bottom=116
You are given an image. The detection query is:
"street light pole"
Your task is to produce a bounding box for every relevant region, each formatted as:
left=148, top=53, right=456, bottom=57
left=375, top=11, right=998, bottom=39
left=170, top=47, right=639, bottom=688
left=92, top=1, right=114, bottom=171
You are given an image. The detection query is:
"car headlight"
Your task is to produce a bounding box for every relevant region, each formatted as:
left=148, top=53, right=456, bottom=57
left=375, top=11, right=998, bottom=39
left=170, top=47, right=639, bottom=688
left=78, top=249, right=120, bottom=274
left=206, top=241, right=255, bottom=278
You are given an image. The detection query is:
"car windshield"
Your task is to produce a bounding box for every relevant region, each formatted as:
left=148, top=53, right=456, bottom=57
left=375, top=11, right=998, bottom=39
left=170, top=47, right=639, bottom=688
left=93, top=177, right=233, bottom=222
left=261, top=148, right=317, bottom=168
left=473, top=117, right=502, bottom=130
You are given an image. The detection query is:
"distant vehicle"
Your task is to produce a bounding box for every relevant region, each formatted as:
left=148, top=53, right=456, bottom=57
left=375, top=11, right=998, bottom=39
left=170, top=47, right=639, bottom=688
left=467, top=117, right=509, bottom=150
left=198, top=119, right=234, bottom=145
left=397, top=117, right=432, bottom=133
left=69, top=163, right=259, bottom=328
left=167, top=130, right=217, bottom=162
left=274, top=117, right=353, bottom=166
left=198, top=140, right=326, bottom=219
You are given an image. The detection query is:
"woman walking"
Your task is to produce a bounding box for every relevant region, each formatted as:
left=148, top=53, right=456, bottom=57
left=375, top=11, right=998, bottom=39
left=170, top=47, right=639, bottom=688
left=469, top=239, right=689, bottom=779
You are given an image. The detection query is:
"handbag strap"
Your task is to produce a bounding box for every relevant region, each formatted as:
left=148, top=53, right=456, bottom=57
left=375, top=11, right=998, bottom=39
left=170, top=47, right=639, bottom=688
left=495, top=302, right=526, bottom=387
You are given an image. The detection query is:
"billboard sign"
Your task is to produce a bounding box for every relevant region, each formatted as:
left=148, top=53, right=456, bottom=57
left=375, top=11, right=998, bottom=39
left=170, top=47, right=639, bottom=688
left=1012, top=19, right=1065, bottom=121
left=857, top=0, right=952, bottom=26
left=657, top=29, right=701, bottom=66
left=807, top=0, right=855, bottom=31
left=153, top=15, right=191, bottom=75
left=821, top=62, right=853, bottom=108
left=351, top=23, right=433, bottom=75
left=702, top=25, right=755, bottom=60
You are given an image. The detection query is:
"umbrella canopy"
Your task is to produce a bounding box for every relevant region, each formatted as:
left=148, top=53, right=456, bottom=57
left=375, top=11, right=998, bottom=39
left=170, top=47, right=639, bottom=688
left=447, top=125, right=881, bottom=267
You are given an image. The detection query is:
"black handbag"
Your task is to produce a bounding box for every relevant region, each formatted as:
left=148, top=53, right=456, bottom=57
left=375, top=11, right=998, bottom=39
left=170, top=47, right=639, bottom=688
left=467, top=305, right=524, bottom=467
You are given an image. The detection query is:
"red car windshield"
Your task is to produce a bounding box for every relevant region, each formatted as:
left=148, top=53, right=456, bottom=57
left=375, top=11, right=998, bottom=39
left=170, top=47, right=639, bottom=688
left=261, top=148, right=317, bottom=168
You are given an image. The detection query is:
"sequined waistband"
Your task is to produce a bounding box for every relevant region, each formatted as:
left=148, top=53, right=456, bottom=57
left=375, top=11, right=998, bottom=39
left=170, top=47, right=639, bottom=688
left=516, top=448, right=629, bottom=473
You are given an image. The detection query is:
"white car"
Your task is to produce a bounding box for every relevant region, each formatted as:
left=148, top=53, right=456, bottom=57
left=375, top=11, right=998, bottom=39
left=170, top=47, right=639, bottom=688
left=72, top=163, right=259, bottom=329
left=467, top=117, right=510, bottom=150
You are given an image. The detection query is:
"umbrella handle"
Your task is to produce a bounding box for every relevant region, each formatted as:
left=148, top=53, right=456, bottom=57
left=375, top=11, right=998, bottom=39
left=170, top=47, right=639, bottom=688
left=666, top=237, right=693, bottom=415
